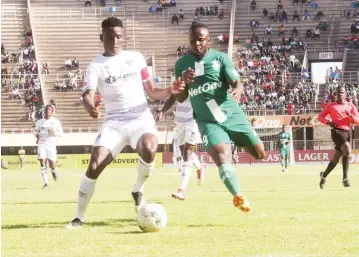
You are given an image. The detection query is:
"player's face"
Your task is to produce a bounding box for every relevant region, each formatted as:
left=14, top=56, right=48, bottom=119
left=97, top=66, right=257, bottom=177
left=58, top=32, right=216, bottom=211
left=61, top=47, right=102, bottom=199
left=100, top=26, right=124, bottom=55
left=44, top=106, right=53, bottom=118
left=282, top=125, right=287, bottom=132
left=189, top=27, right=210, bottom=58
left=336, top=88, right=346, bottom=103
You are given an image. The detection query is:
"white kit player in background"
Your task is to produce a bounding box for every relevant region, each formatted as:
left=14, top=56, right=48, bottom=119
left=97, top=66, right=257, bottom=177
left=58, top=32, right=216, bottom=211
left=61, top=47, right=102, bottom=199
left=66, top=17, right=182, bottom=229
left=155, top=95, right=205, bottom=201
left=34, top=105, right=63, bottom=189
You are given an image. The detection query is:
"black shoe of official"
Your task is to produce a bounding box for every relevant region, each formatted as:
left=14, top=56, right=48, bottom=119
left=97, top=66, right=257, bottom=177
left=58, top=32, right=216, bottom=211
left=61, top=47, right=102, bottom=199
left=42, top=183, right=49, bottom=189
left=131, top=191, right=144, bottom=213
left=51, top=171, right=58, bottom=181
left=65, top=218, right=84, bottom=229
left=319, top=172, right=326, bottom=189
left=342, top=178, right=351, bottom=187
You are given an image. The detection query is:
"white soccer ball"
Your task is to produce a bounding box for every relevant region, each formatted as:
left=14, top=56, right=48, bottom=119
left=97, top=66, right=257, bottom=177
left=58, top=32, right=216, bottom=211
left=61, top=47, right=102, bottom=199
left=137, top=203, right=167, bottom=232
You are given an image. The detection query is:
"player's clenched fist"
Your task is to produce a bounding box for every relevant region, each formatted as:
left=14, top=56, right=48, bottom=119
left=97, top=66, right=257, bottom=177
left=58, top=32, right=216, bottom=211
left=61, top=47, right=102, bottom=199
left=89, top=106, right=101, bottom=119
left=182, top=67, right=196, bottom=84
left=171, top=77, right=186, bottom=94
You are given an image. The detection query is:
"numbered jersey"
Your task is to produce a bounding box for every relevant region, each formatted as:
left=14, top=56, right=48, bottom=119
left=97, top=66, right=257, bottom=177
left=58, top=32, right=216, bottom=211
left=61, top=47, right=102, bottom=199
left=279, top=132, right=291, bottom=150
left=35, top=117, right=64, bottom=147
left=175, top=49, right=241, bottom=124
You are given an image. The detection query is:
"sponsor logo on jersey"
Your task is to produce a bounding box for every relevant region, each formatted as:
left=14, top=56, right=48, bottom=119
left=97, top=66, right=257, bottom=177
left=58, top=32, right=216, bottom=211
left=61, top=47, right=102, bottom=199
left=104, top=72, right=139, bottom=84
left=212, top=60, right=220, bottom=70
left=188, top=82, right=223, bottom=97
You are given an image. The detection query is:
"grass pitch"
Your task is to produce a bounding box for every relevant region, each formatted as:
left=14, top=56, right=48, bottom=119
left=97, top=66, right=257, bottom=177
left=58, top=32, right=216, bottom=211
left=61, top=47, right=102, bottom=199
left=2, top=165, right=359, bottom=257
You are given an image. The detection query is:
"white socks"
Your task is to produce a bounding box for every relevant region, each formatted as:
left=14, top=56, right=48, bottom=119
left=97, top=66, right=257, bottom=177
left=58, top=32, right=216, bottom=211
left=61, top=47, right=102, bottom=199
left=192, top=152, right=201, bottom=170
left=179, top=161, right=193, bottom=190
left=41, top=166, right=48, bottom=184
left=76, top=175, right=97, bottom=222
left=133, top=157, right=155, bottom=193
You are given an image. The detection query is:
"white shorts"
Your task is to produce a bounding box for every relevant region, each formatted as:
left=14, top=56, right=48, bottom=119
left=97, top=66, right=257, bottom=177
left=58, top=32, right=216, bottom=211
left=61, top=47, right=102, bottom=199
left=174, top=122, right=200, bottom=146
left=37, top=145, right=57, bottom=162
left=94, top=119, right=158, bottom=157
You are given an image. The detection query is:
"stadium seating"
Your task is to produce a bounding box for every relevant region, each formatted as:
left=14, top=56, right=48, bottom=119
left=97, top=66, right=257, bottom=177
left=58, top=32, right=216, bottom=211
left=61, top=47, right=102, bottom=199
left=1, top=0, right=35, bottom=132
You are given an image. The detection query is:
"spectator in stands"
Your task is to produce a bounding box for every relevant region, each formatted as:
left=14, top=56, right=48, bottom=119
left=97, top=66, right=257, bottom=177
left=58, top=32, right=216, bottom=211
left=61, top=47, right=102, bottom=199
left=99, top=0, right=106, bottom=7
left=72, top=58, right=79, bottom=69
left=277, top=0, right=283, bottom=10
left=85, top=1, right=91, bottom=7
left=351, top=24, right=357, bottom=34
left=251, top=0, right=256, bottom=10
left=293, top=10, right=300, bottom=22
left=280, top=10, right=288, bottom=22
left=223, top=34, right=229, bottom=43
left=218, top=34, right=224, bottom=44
left=219, top=9, right=224, bottom=19
left=302, top=9, right=310, bottom=21
left=292, top=0, right=299, bottom=6
left=315, top=10, right=325, bottom=20
left=234, top=33, right=239, bottom=43
left=314, top=27, right=320, bottom=39
left=250, top=19, right=259, bottom=28
left=292, top=26, right=298, bottom=36
left=263, top=8, right=268, bottom=17
left=279, top=24, right=285, bottom=36
left=171, top=14, right=179, bottom=25
left=266, top=25, right=272, bottom=35
left=179, top=9, right=184, bottom=20
left=64, top=58, right=71, bottom=69
left=1, top=44, right=4, bottom=55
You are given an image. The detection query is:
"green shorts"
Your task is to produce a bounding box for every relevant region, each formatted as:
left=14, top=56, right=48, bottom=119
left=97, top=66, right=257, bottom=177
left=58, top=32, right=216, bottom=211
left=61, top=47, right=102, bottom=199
left=279, top=148, right=289, bottom=158
left=197, top=116, right=259, bottom=152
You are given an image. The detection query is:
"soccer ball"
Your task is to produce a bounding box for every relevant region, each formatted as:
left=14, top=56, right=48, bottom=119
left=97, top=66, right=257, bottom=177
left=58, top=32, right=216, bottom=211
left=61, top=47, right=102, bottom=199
left=137, top=203, right=167, bottom=232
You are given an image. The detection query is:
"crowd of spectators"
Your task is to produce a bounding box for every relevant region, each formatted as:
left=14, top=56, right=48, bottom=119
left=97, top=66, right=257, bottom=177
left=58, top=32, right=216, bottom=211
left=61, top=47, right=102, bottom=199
left=323, top=80, right=359, bottom=108
left=193, top=5, right=224, bottom=21
left=176, top=45, right=189, bottom=58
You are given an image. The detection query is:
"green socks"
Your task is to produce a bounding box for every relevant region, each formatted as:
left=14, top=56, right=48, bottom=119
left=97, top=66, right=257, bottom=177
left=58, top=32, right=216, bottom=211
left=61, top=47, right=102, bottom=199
left=219, top=164, right=241, bottom=196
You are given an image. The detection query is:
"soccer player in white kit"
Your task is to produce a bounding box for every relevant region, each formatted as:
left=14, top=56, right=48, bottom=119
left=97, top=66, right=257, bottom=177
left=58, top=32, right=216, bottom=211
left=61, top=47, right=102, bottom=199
left=155, top=95, right=205, bottom=200
left=35, top=105, right=63, bottom=189
left=66, top=17, right=180, bottom=228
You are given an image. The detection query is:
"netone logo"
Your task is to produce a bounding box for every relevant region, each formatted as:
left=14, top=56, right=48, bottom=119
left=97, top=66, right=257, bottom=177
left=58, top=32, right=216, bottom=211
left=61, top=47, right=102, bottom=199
left=188, top=82, right=222, bottom=97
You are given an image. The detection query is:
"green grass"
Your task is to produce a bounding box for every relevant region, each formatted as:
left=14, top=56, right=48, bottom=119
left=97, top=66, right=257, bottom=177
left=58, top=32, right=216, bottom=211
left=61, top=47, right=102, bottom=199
left=2, top=165, right=359, bottom=257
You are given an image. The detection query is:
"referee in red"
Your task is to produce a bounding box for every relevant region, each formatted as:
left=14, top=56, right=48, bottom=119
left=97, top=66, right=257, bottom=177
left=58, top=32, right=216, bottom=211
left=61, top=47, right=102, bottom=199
left=317, top=85, right=359, bottom=188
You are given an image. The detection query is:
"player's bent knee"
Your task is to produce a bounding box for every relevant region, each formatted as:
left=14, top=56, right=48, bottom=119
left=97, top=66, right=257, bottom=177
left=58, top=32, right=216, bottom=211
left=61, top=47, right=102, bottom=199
left=138, top=134, right=158, bottom=163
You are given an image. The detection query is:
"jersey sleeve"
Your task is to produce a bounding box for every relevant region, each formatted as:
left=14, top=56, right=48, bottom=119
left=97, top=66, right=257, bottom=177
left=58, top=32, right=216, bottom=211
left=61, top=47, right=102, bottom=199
left=221, top=53, right=240, bottom=84
left=82, top=63, right=99, bottom=96
left=137, top=52, right=151, bottom=83
left=54, top=120, right=64, bottom=137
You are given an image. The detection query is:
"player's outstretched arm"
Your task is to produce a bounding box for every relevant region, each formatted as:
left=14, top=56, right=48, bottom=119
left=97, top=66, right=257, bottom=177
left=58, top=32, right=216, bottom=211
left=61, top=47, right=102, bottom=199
left=143, top=80, right=172, bottom=101
left=348, top=103, right=359, bottom=125
left=171, top=77, right=188, bottom=103
left=317, top=104, right=336, bottom=127
left=83, top=89, right=101, bottom=119
left=54, top=120, right=64, bottom=137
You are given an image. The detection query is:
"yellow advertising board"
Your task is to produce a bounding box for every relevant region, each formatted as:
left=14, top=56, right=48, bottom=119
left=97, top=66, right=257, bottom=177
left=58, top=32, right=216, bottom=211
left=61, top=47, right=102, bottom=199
left=1, top=153, right=163, bottom=170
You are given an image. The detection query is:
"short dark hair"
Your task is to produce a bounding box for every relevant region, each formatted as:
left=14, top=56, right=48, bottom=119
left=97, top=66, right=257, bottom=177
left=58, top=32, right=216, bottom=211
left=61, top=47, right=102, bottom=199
left=189, top=22, right=208, bottom=32
left=101, top=17, right=123, bottom=29
left=45, top=104, right=54, bottom=110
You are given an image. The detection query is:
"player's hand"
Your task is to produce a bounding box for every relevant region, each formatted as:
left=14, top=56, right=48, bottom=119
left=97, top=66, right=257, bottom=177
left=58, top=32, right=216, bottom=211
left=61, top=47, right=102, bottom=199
left=328, top=121, right=337, bottom=128
left=36, top=134, right=40, bottom=144
left=48, top=128, right=55, bottom=136
left=171, top=77, right=186, bottom=94
left=345, top=109, right=352, bottom=118
left=182, top=68, right=196, bottom=84
left=89, top=106, right=101, bottom=119
left=229, top=87, right=242, bottom=103
left=155, top=111, right=163, bottom=122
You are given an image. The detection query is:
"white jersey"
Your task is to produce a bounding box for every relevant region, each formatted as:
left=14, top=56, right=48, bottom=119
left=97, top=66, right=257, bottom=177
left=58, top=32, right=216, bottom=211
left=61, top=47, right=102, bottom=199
left=175, top=97, right=195, bottom=124
left=82, top=50, right=153, bottom=123
left=35, top=117, right=63, bottom=147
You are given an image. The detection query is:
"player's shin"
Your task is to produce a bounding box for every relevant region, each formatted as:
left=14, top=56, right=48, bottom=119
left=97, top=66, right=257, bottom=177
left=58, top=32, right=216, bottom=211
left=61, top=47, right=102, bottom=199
left=133, top=157, right=155, bottom=193
left=41, top=166, right=48, bottom=185
left=179, top=162, right=193, bottom=191
left=76, top=175, right=97, bottom=222
left=323, top=161, right=337, bottom=178
left=218, top=164, right=241, bottom=196
left=342, top=156, right=349, bottom=180
left=192, top=152, right=201, bottom=170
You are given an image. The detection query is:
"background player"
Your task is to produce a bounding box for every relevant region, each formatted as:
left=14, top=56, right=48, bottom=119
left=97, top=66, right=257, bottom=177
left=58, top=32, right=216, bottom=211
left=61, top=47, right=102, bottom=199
left=35, top=105, right=63, bottom=189
left=18, top=146, right=25, bottom=171
left=171, top=23, right=265, bottom=212
left=317, top=85, right=359, bottom=188
left=66, top=17, right=180, bottom=228
left=278, top=124, right=291, bottom=172
left=155, top=95, right=205, bottom=200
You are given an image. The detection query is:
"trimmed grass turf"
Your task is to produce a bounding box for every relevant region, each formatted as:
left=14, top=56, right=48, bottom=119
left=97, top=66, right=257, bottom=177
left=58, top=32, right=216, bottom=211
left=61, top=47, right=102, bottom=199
left=2, top=165, right=359, bottom=257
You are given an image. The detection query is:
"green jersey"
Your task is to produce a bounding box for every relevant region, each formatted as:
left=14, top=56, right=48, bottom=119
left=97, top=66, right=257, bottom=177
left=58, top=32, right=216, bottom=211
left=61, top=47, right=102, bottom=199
left=278, top=132, right=291, bottom=150
left=175, top=49, right=241, bottom=124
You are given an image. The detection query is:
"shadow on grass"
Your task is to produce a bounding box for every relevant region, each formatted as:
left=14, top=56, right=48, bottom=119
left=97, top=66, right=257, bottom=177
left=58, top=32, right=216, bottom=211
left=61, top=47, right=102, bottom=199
left=2, top=218, right=137, bottom=230
left=2, top=200, right=133, bottom=205
left=107, top=230, right=144, bottom=235
left=187, top=224, right=224, bottom=228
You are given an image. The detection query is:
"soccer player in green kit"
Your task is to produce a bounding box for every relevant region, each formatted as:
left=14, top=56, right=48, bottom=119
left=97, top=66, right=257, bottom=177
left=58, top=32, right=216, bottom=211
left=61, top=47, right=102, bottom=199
left=278, top=124, right=291, bottom=173
left=171, top=23, right=265, bottom=212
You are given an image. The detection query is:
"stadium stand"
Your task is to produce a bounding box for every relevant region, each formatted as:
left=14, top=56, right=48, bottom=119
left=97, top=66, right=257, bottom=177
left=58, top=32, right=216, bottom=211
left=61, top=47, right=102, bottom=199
left=1, top=0, right=40, bottom=132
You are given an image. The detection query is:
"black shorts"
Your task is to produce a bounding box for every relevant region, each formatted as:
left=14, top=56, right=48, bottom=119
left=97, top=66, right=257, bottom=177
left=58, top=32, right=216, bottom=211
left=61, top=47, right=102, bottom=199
left=331, top=129, right=351, bottom=151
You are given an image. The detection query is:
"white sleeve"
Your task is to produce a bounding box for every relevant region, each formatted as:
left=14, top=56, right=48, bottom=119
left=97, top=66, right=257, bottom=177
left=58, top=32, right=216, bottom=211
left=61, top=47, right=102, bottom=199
left=54, top=120, right=64, bottom=137
left=82, top=62, right=99, bottom=96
